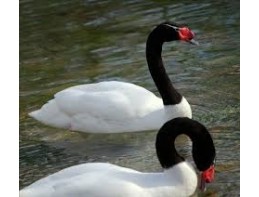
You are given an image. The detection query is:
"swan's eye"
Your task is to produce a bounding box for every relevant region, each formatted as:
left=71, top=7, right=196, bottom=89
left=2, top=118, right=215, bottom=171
left=178, top=27, right=195, bottom=41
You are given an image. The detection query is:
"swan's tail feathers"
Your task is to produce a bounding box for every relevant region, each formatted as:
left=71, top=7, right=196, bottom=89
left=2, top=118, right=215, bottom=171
left=20, top=188, right=46, bottom=197
left=28, top=100, right=71, bottom=129
left=19, top=190, right=26, bottom=197
left=19, top=190, right=28, bottom=197
left=28, top=110, right=40, bottom=119
left=19, top=189, right=34, bottom=197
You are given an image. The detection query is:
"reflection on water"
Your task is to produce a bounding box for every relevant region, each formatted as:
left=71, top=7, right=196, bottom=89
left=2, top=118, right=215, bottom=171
left=20, top=0, right=239, bottom=196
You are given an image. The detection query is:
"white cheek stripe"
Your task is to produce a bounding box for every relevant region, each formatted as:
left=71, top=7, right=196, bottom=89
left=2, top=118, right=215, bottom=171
left=163, top=24, right=179, bottom=30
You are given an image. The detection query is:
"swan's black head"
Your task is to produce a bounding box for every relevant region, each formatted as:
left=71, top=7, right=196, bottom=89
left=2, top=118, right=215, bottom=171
left=189, top=121, right=216, bottom=191
left=152, top=22, right=198, bottom=45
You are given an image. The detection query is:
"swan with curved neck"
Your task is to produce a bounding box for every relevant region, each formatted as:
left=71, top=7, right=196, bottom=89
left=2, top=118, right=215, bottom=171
left=29, top=22, right=198, bottom=133
left=20, top=117, right=216, bottom=197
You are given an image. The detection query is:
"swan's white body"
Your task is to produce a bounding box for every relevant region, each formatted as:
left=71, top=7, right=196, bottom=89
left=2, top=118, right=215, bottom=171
left=19, top=162, right=198, bottom=197
left=29, top=81, right=192, bottom=133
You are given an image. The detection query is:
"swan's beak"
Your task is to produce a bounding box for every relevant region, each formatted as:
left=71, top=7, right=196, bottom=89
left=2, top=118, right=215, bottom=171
left=199, top=176, right=207, bottom=191
left=189, top=39, right=199, bottom=45
left=199, top=165, right=215, bottom=192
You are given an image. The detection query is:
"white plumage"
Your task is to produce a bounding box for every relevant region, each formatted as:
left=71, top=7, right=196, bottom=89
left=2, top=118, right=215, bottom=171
left=19, top=162, right=197, bottom=197
left=29, top=81, right=191, bottom=133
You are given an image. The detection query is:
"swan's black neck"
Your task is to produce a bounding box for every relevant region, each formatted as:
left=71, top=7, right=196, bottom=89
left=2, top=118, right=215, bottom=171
left=146, top=27, right=182, bottom=105
left=156, top=117, right=216, bottom=171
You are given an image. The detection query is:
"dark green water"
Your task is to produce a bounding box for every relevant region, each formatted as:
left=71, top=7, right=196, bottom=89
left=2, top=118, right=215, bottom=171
left=20, top=0, right=240, bottom=196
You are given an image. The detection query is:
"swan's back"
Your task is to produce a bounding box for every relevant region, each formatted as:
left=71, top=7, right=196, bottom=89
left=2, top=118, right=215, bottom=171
left=20, top=162, right=198, bottom=197
left=20, top=163, right=142, bottom=197
left=58, top=81, right=162, bottom=116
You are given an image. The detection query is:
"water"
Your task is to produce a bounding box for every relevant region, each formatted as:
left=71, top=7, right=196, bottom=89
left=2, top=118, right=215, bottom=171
left=20, top=0, right=240, bottom=196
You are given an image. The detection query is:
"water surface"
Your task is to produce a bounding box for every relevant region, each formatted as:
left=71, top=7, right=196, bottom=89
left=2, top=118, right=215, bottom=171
left=20, top=0, right=240, bottom=196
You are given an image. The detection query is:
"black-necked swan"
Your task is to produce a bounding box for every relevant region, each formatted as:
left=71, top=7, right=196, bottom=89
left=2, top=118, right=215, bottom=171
left=29, top=22, right=198, bottom=133
left=20, top=117, right=216, bottom=197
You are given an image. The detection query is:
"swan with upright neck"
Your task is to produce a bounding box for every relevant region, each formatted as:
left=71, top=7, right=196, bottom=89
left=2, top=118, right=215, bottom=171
left=20, top=117, right=216, bottom=197
left=29, top=22, right=198, bottom=133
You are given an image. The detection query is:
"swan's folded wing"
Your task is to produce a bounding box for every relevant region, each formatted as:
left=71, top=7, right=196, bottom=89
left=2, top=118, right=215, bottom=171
left=54, top=89, right=136, bottom=119
left=53, top=88, right=163, bottom=132
left=29, top=81, right=163, bottom=133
